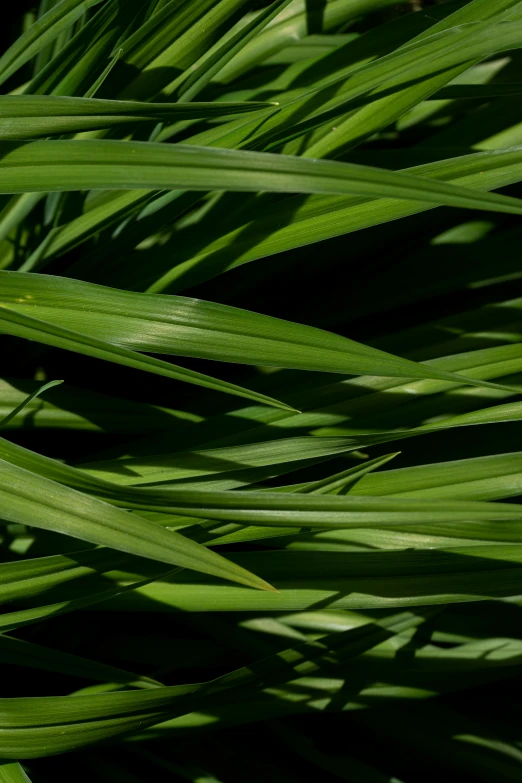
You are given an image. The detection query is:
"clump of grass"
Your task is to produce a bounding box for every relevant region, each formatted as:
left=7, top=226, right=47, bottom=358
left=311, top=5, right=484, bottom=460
left=1, top=0, right=522, bottom=780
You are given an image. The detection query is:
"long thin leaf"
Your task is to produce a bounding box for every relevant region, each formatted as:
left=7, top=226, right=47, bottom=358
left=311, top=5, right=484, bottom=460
left=0, top=380, right=63, bottom=428
left=2, top=272, right=521, bottom=392
left=0, top=763, right=32, bottom=783
left=0, top=96, right=272, bottom=140
left=0, top=305, right=295, bottom=411
left=0, top=457, right=274, bottom=590
left=176, top=0, right=295, bottom=102
left=0, top=611, right=420, bottom=758
left=1, top=140, right=522, bottom=218
left=148, top=146, right=522, bottom=291
left=0, top=0, right=105, bottom=87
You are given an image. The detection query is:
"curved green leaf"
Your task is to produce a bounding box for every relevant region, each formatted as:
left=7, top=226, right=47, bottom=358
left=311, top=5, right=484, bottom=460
left=0, top=380, right=63, bottom=428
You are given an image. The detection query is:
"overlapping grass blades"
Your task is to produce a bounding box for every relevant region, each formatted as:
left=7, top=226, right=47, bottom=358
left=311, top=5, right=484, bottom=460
left=3, top=0, right=522, bottom=779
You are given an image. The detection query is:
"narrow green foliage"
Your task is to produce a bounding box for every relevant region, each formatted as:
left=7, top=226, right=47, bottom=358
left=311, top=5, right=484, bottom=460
left=0, top=379, right=63, bottom=427
left=2, top=0, right=522, bottom=779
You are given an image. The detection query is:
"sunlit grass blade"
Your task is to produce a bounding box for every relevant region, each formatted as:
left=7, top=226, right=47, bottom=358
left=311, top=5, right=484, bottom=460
left=0, top=305, right=295, bottom=411
left=303, top=0, right=522, bottom=158
left=176, top=0, right=294, bottom=102
left=2, top=272, right=522, bottom=393
left=0, top=565, right=182, bottom=634
left=0, top=762, right=32, bottom=783
left=0, top=377, right=200, bottom=432
left=105, top=545, right=522, bottom=613
left=0, top=96, right=272, bottom=140
left=351, top=452, right=522, bottom=501
left=149, top=146, right=522, bottom=291
left=0, top=379, right=63, bottom=428
left=199, top=0, right=391, bottom=86
left=78, top=436, right=371, bottom=486
left=117, top=0, right=252, bottom=100
left=0, top=457, right=275, bottom=590
left=111, top=488, right=522, bottom=528
left=0, top=0, right=105, bottom=87
left=1, top=139, right=522, bottom=222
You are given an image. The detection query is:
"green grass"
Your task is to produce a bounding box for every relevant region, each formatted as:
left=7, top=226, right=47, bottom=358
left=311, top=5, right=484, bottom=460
left=2, top=0, right=522, bottom=780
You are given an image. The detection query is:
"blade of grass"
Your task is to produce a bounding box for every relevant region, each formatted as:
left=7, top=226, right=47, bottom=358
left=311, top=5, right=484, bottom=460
left=0, top=96, right=273, bottom=140
left=0, top=0, right=105, bottom=87
left=0, top=306, right=295, bottom=411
